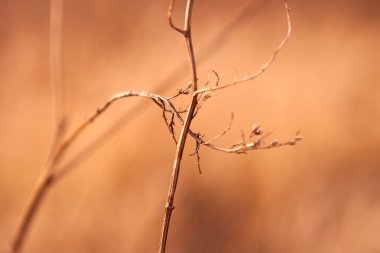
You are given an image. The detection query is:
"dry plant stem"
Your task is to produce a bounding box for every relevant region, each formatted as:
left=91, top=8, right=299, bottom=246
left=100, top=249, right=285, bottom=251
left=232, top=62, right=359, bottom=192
left=167, top=0, right=185, bottom=34
left=10, top=90, right=178, bottom=253
left=11, top=1, right=65, bottom=252
left=49, top=0, right=66, bottom=151
left=55, top=0, right=268, bottom=180
left=12, top=1, right=294, bottom=251
left=10, top=85, right=248, bottom=253
left=203, top=113, right=234, bottom=145
left=11, top=86, right=211, bottom=252
left=159, top=0, right=198, bottom=252
left=11, top=172, right=54, bottom=253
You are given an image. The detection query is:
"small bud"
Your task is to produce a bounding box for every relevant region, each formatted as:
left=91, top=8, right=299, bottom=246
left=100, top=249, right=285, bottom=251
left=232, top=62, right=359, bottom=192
left=251, top=124, right=263, bottom=135
left=202, top=93, right=212, bottom=101
left=176, top=87, right=190, bottom=95
left=271, top=139, right=280, bottom=146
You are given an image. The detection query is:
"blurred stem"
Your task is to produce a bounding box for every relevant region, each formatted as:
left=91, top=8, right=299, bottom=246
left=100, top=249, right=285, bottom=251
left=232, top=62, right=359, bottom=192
left=159, top=0, right=198, bottom=252
left=50, top=0, right=66, bottom=151
left=11, top=0, right=65, bottom=252
left=10, top=173, right=55, bottom=253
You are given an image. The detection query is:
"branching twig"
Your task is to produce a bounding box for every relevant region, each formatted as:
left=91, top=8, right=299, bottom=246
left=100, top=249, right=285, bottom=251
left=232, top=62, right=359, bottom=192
left=160, top=1, right=294, bottom=249
left=190, top=132, right=202, bottom=174
left=12, top=1, right=297, bottom=252
left=167, top=0, right=186, bottom=35
left=167, top=82, right=192, bottom=100
left=49, top=0, right=270, bottom=192
left=10, top=90, right=180, bottom=253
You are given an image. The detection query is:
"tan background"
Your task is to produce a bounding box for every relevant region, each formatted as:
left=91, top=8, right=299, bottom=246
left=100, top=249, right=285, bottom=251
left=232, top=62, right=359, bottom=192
left=1, top=0, right=380, bottom=252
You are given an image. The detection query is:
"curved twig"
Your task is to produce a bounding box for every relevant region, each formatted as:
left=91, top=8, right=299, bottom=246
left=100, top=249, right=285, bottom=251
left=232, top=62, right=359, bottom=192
left=10, top=90, right=180, bottom=253
left=194, top=0, right=292, bottom=95
left=167, top=0, right=186, bottom=35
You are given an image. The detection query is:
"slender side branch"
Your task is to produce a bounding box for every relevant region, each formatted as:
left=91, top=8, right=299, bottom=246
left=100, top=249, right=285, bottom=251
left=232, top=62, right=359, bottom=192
left=11, top=90, right=179, bottom=253
left=203, top=113, right=234, bottom=145
left=168, top=0, right=186, bottom=35
left=195, top=0, right=291, bottom=95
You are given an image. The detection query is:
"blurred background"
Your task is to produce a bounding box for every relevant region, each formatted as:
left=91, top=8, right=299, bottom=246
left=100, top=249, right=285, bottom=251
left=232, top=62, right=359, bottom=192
left=1, top=0, right=380, bottom=252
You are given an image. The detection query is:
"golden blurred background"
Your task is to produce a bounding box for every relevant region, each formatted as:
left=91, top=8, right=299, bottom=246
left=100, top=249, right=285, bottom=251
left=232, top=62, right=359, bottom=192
left=1, top=0, right=380, bottom=252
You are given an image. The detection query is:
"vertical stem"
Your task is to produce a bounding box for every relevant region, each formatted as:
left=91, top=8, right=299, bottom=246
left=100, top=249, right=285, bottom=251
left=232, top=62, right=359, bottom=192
left=50, top=0, right=66, bottom=143
left=11, top=1, right=65, bottom=252
left=159, top=0, right=198, bottom=252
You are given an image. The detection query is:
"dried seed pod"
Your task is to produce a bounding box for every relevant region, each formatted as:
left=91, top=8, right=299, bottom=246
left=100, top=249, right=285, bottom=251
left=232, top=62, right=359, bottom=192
left=254, top=139, right=262, bottom=148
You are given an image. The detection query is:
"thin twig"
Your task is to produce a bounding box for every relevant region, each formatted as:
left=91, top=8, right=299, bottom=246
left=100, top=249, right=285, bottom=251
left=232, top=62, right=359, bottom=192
left=167, top=82, right=192, bottom=100
left=191, top=134, right=202, bottom=174
left=10, top=90, right=179, bottom=253
left=203, top=113, right=234, bottom=145
left=55, top=91, right=183, bottom=174
left=49, top=0, right=66, bottom=149
left=11, top=80, right=300, bottom=252
left=159, top=0, right=198, bottom=252
left=45, top=89, right=301, bottom=180
left=10, top=171, right=55, bottom=253
left=194, top=0, right=291, bottom=95
left=167, top=0, right=186, bottom=35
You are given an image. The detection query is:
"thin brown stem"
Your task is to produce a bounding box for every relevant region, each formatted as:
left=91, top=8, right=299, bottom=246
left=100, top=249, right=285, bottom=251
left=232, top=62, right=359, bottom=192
left=167, top=0, right=186, bottom=35
left=159, top=0, right=198, bottom=252
left=49, top=0, right=66, bottom=151
left=12, top=1, right=295, bottom=251
left=203, top=113, right=234, bottom=145
left=194, top=0, right=291, bottom=95
left=11, top=172, right=54, bottom=253
left=10, top=90, right=179, bottom=253
left=53, top=0, right=268, bottom=182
